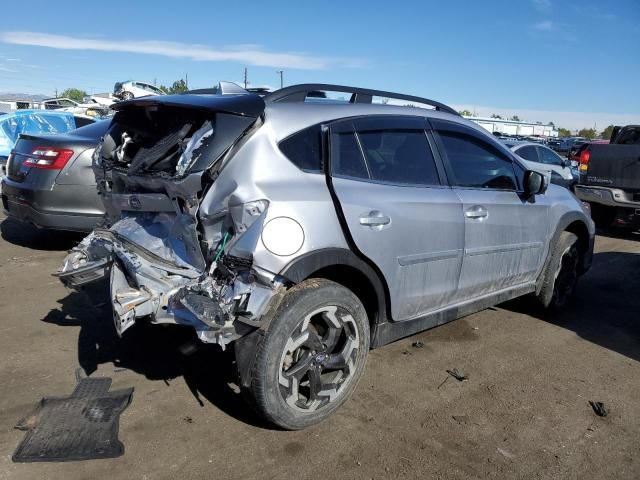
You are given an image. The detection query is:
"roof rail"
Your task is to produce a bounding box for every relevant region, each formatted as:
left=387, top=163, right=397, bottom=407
left=263, top=83, right=459, bottom=116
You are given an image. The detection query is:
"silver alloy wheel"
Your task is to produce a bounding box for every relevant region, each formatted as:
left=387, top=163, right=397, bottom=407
left=278, top=305, right=359, bottom=412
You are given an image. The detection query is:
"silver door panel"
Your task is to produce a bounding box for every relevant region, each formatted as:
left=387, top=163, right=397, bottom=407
left=332, top=177, right=464, bottom=321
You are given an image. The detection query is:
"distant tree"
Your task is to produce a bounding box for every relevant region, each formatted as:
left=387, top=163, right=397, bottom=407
left=60, top=88, right=88, bottom=103
left=558, top=127, right=571, bottom=137
left=490, top=114, right=503, bottom=119
left=510, top=115, right=521, bottom=122
left=600, top=125, right=615, bottom=140
left=458, top=109, right=472, bottom=116
left=578, top=128, right=597, bottom=139
left=158, top=79, right=187, bottom=94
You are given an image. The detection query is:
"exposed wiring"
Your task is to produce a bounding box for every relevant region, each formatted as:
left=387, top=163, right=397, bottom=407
left=214, top=231, right=230, bottom=262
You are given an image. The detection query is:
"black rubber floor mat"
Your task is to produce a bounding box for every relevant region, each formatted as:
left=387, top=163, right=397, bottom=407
left=12, top=374, right=133, bottom=462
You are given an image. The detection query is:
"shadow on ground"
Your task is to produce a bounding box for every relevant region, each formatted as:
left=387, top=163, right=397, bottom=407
left=503, top=250, right=640, bottom=363
left=1, top=217, right=85, bottom=251
left=40, top=247, right=640, bottom=429
left=42, top=279, right=270, bottom=429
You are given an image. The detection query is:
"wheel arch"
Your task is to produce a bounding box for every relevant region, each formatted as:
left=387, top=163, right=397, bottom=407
left=279, top=248, right=391, bottom=334
left=536, top=211, right=594, bottom=294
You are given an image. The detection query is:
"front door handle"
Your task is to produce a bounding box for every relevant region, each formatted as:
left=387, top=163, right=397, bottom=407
left=359, top=210, right=391, bottom=227
left=464, top=205, right=488, bottom=219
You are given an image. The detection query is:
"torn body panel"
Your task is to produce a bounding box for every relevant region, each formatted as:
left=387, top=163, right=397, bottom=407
left=58, top=213, right=286, bottom=348
left=57, top=93, right=288, bottom=348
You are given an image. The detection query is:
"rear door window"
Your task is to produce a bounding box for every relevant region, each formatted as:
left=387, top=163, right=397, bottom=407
left=331, top=130, right=369, bottom=179
left=330, top=116, right=440, bottom=187
left=358, top=130, right=439, bottom=185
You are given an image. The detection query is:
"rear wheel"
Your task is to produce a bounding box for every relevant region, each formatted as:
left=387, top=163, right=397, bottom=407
left=536, top=231, right=580, bottom=311
left=120, top=91, right=134, bottom=100
left=248, top=279, right=369, bottom=430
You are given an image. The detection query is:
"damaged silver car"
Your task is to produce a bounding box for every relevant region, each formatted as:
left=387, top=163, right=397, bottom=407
left=57, top=82, right=594, bottom=429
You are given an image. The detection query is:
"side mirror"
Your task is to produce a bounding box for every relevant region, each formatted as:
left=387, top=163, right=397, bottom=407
left=561, top=159, right=570, bottom=168
left=523, top=170, right=547, bottom=196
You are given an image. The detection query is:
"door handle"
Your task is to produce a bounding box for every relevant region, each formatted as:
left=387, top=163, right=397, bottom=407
left=464, top=205, right=488, bottom=219
left=359, top=211, right=391, bottom=227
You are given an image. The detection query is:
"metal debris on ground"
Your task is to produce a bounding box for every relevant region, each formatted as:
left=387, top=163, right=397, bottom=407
left=589, top=401, right=608, bottom=417
left=411, top=341, right=425, bottom=348
left=446, top=368, right=469, bottom=381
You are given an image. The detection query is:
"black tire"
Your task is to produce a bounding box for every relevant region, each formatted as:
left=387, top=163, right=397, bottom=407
left=247, top=278, right=369, bottom=430
left=590, top=204, right=615, bottom=229
left=121, top=91, right=134, bottom=100
left=536, top=231, right=580, bottom=311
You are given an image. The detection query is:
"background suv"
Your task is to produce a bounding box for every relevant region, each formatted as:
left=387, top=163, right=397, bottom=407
left=57, top=83, right=594, bottom=430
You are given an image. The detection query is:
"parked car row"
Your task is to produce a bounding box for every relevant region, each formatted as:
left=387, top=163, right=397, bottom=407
left=42, top=97, right=111, bottom=118
left=1, top=82, right=596, bottom=430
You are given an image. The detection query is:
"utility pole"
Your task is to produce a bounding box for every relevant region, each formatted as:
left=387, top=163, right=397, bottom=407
left=54, top=88, right=58, bottom=98
left=244, top=67, right=248, bottom=89
left=276, top=70, right=284, bottom=89
left=185, top=73, right=188, bottom=89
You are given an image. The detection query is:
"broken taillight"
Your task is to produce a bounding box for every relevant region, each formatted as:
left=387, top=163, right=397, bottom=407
left=579, top=149, right=590, bottom=172
left=24, top=147, right=74, bottom=170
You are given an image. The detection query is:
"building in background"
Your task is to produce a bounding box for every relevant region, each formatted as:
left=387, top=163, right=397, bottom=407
left=465, top=116, right=558, bottom=138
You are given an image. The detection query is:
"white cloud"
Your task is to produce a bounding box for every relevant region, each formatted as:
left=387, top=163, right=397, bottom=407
left=533, top=20, right=554, bottom=31
left=0, top=64, right=18, bottom=72
left=452, top=104, right=639, bottom=131
left=0, top=31, right=362, bottom=70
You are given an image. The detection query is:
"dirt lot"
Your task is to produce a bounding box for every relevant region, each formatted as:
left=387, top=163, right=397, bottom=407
left=0, top=215, right=638, bottom=480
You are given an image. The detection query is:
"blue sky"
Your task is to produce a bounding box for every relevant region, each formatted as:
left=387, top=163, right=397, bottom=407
left=1, top=0, right=638, bottom=129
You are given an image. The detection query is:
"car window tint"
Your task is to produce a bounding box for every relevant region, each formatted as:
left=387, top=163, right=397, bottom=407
left=331, top=131, right=369, bottom=179
left=279, top=124, right=323, bottom=172
left=357, top=130, right=439, bottom=186
left=517, top=145, right=538, bottom=162
left=438, top=131, right=517, bottom=190
left=538, top=146, right=563, bottom=165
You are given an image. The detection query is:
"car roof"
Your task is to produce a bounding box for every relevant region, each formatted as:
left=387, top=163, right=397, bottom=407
left=265, top=102, right=471, bottom=142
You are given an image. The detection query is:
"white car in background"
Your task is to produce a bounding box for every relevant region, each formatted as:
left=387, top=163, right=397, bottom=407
left=113, top=81, right=166, bottom=100
left=85, top=94, right=115, bottom=107
left=41, top=97, right=109, bottom=117
left=502, top=140, right=577, bottom=189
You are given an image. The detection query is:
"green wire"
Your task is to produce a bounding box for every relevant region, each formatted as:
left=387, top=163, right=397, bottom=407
left=214, top=231, right=230, bottom=262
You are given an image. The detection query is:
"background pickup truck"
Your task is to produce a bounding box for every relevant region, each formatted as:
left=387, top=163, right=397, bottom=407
left=574, top=125, right=640, bottom=227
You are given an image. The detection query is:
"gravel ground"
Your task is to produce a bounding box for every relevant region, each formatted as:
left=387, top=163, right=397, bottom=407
left=0, top=215, right=638, bottom=480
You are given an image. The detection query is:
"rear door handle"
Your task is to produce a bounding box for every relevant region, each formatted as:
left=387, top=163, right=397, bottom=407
left=464, top=205, right=488, bottom=219
left=359, top=210, right=391, bottom=227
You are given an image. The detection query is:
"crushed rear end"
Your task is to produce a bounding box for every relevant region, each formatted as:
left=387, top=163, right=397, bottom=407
left=56, top=90, right=284, bottom=348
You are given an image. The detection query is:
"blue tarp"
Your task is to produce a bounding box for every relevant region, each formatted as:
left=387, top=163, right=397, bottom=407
left=0, top=110, right=76, bottom=157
